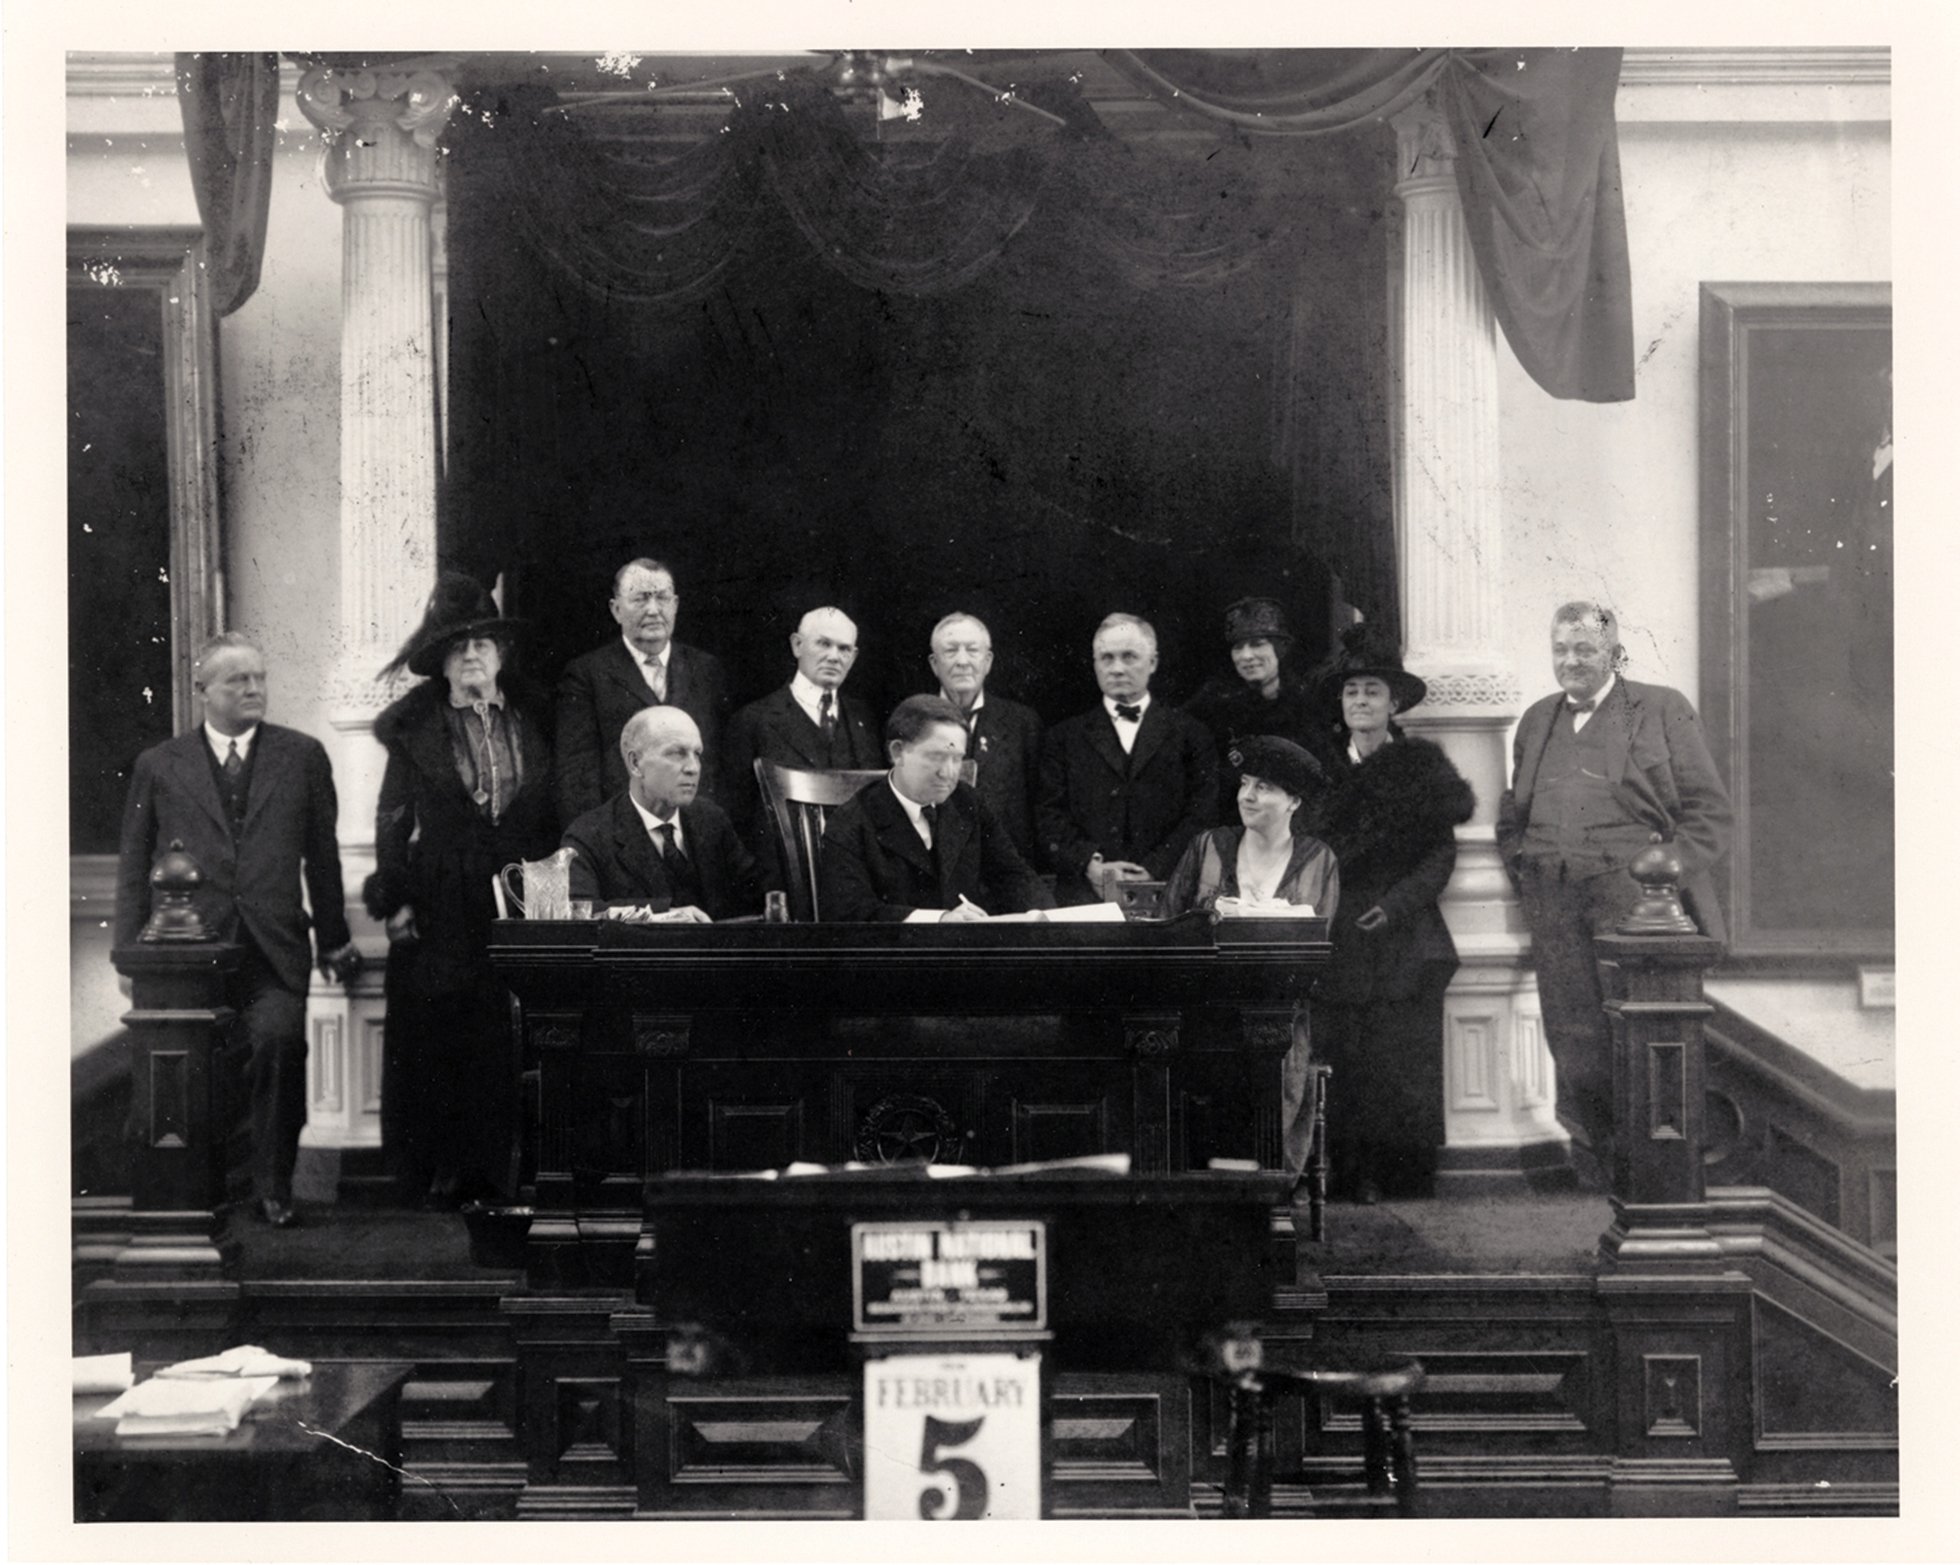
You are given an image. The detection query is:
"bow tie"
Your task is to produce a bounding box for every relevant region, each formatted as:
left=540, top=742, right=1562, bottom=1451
left=1567, top=697, right=1598, bottom=715
left=1113, top=703, right=1143, bottom=723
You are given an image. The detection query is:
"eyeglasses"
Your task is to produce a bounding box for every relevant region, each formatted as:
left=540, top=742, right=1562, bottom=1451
left=620, top=591, right=677, bottom=609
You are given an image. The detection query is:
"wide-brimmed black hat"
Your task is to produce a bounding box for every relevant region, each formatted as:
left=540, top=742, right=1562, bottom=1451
left=1314, top=623, right=1427, bottom=718
left=1227, top=735, right=1327, bottom=801
left=393, top=572, right=522, bottom=679
left=1223, top=596, right=1292, bottom=647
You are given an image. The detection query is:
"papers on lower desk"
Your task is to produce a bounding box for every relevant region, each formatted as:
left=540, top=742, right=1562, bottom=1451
left=95, top=1375, right=279, bottom=1437
left=1213, top=896, right=1314, bottom=917
left=73, top=1352, right=134, bottom=1396
left=155, top=1344, right=312, bottom=1381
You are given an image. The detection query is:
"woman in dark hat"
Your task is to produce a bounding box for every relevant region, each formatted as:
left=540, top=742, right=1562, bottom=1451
left=364, top=573, right=559, bottom=1206
left=1308, top=624, right=1475, bottom=1203
left=1163, top=734, right=1340, bottom=1179
left=1184, top=597, right=1331, bottom=825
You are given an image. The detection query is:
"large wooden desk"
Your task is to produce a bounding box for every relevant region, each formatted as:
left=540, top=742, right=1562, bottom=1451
left=620, top=1168, right=1293, bottom=1517
left=488, top=915, right=1328, bottom=1286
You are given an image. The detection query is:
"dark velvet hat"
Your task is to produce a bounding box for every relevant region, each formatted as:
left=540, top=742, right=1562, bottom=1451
left=1314, top=622, right=1427, bottom=718
left=392, top=572, right=522, bottom=679
left=1227, top=735, right=1327, bottom=801
left=1223, top=596, right=1292, bottom=647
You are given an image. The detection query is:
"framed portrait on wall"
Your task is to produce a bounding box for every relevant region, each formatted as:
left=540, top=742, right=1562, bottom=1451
left=1699, top=281, right=1892, bottom=963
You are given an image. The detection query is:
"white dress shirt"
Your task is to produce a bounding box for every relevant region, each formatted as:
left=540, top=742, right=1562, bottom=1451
left=889, top=776, right=951, bottom=924
left=628, top=791, right=686, bottom=859
left=1569, top=672, right=1616, bottom=733
left=624, top=633, right=673, bottom=699
left=789, top=670, right=838, bottom=729
left=1102, top=691, right=1151, bottom=755
left=204, top=722, right=259, bottom=766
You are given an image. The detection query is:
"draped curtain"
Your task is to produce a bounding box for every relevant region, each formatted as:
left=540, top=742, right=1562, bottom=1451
left=1103, top=48, right=1634, bottom=402
left=174, top=52, right=282, bottom=316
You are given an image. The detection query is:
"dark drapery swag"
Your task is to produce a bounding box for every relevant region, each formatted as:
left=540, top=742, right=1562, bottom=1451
left=173, top=52, right=282, bottom=316
left=1102, top=48, right=1634, bottom=403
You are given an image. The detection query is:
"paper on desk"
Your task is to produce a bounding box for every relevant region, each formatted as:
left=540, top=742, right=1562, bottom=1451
left=156, top=1344, right=312, bottom=1380
left=73, top=1352, right=134, bottom=1396
left=1038, top=902, right=1126, bottom=923
left=97, top=1375, right=279, bottom=1437
left=992, top=1153, right=1132, bottom=1177
left=1214, top=897, right=1314, bottom=917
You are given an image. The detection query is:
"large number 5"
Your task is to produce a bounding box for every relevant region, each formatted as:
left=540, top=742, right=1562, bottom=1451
left=917, top=1413, right=989, bottom=1519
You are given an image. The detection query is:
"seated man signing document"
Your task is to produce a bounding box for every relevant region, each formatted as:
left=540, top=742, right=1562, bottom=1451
left=819, top=695, right=1053, bottom=923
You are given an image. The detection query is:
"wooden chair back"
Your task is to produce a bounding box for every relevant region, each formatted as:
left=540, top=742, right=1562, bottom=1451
left=754, top=760, right=886, bottom=922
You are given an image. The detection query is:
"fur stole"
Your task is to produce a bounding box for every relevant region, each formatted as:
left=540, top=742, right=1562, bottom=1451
left=1316, top=736, right=1475, bottom=859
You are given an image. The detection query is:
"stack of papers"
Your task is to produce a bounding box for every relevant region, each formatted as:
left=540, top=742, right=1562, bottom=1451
left=95, top=1376, right=278, bottom=1438
left=73, top=1352, right=134, bottom=1396
left=154, top=1345, right=312, bottom=1381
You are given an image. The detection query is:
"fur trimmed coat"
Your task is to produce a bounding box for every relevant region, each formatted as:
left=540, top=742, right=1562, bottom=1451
left=1312, top=733, right=1475, bottom=1006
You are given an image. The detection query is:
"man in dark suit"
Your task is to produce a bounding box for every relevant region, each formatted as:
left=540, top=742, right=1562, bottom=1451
left=926, top=611, right=1043, bottom=861
left=819, top=696, right=1050, bottom=923
left=554, top=557, right=731, bottom=824
left=1496, top=602, right=1733, bottom=1183
left=115, top=634, right=359, bottom=1228
left=721, top=605, right=882, bottom=839
left=1037, top=612, right=1219, bottom=905
left=561, top=707, right=764, bottom=921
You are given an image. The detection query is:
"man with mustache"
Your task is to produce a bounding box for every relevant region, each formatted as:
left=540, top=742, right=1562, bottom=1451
left=554, top=556, right=730, bottom=824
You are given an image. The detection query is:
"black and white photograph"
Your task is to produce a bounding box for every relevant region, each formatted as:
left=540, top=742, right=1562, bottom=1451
left=12, top=5, right=1945, bottom=1557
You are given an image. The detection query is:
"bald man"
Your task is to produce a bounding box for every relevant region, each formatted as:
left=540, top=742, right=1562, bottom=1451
left=721, top=607, right=883, bottom=840
left=561, top=707, right=764, bottom=920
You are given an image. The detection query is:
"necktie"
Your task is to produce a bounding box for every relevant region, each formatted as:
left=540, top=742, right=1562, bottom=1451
left=224, top=740, right=243, bottom=778
left=919, top=803, right=938, bottom=843
left=1567, top=697, right=1598, bottom=715
left=1114, top=703, right=1143, bottom=723
left=820, top=691, right=837, bottom=741
left=654, top=821, right=684, bottom=864
left=645, top=658, right=667, bottom=702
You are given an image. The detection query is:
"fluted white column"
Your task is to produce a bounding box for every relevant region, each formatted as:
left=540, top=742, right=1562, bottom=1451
left=293, top=64, right=458, bottom=1162
left=1389, top=92, right=1564, bottom=1180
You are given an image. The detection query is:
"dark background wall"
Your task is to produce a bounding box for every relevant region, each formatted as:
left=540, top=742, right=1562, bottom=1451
left=442, top=95, right=1395, bottom=728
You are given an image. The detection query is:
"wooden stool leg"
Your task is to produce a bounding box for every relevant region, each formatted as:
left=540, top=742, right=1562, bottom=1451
left=1250, top=1385, right=1277, bottom=1519
left=1389, top=1393, right=1419, bottom=1517
left=1361, top=1396, right=1390, bottom=1496
left=1223, top=1382, right=1254, bottom=1519
left=1307, top=1069, right=1330, bottom=1243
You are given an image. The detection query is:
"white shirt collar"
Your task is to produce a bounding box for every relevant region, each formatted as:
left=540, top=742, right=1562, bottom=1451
left=1569, top=672, right=1617, bottom=710
left=940, top=687, right=986, bottom=717
left=1346, top=730, right=1394, bottom=766
left=887, top=775, right=936, bottom=848
left=1103, top=691, right=1150, bottom=753
left=790, top=670, right=838, bottom=726
left=628, top=790, right=685, bottom=852
left=623, top=632, right=672, bottom=672
left=205, top=722, right=259, bottom=763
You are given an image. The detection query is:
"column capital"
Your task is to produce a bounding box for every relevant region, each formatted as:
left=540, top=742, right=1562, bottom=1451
left=1390, top=90, right=1458, bottom=190
left=297, top=64, right=460, bottom=201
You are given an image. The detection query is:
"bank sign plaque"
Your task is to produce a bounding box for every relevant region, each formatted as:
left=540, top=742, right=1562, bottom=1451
left=852, top=1220, right=1048, bottom=1334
